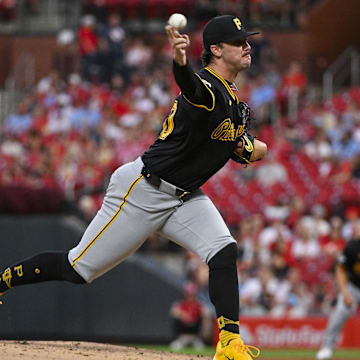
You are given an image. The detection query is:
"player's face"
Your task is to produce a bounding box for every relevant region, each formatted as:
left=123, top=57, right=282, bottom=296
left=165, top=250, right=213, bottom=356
left=221, top=39, right=252, bottom=72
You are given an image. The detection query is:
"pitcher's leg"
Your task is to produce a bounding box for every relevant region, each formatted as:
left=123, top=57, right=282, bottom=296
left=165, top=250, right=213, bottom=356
left=0, top=251, right=84, bottom=294
left=159, top=195, right=242, bottom=340
left=69, top=158, right=180, bottom=283
left=0, top=169, right=146, bottom=292
left=159, top=195, right=235, bottom=264
left=69, top=171, right=160, bottom=283
left=208, top=243, right=239, bottom=331
left=1, top=160, right=171, bottom=293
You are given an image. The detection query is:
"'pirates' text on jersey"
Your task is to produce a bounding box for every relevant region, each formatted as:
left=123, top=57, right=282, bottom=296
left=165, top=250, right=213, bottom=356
left=142, top=67, right=247, bottom=191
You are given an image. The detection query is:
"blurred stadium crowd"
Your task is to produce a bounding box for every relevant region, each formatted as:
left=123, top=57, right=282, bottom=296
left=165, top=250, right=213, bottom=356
left=0, top=0, right=318, bottom=28
left=1, top=0, right=360, bottom=318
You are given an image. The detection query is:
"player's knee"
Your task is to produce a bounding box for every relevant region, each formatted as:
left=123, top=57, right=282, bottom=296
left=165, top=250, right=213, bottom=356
left=251, top=139, right=267, bottom=161
left=208, top=243, right=237, bottom=270
left=61, top=252, right=86, bottom=284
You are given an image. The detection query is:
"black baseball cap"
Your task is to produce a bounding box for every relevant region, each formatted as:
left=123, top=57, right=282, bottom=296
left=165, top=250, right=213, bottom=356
left=203, top=15, right=259, bottom=49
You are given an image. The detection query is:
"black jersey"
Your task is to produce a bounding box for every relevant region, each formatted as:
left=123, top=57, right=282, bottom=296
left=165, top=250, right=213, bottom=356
left=142, top=64, right=247, bottom=191
left=338, top=239, right=360, bottom=289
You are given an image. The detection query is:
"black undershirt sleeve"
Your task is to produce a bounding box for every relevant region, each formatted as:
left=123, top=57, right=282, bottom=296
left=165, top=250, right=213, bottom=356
left=172, top=60, right=214, bottom=109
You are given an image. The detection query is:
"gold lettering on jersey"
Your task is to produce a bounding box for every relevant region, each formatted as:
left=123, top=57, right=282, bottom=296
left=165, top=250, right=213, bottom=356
left=2, top=267, right=12, bottom=289
left=233, top=18, right=242, bottom=30
left=14, top=265, right=23, bottom=277
left=159, top=100, right=178, bottom=140
left=211, top=118, right=244, bottom=141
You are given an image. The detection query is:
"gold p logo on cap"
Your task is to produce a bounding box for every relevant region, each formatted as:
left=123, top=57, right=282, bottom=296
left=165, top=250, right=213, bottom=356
left=233, top=18, right=242, bottom=30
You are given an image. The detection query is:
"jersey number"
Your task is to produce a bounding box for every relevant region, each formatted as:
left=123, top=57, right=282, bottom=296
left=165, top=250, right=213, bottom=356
left=159, top=100, right=178, bottom=140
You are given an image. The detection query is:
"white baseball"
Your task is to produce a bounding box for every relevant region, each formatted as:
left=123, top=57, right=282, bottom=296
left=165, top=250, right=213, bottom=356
left=168, top=13, right=187, bottom=30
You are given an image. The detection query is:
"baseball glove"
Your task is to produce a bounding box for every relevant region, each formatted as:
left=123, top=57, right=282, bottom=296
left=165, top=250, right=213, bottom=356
left=231, top=101, right=256, bottom=165
left=238, top=101, right=251, bottom=131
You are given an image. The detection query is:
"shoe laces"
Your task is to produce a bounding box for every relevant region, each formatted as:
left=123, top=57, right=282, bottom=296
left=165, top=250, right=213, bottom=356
left=227, top=339, right=261, bottom=359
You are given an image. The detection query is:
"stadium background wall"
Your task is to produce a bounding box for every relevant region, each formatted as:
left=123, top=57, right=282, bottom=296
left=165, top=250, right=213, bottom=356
left=0, top=216, right=184, bottom=343
left=307, top=0, right=360, bottom=63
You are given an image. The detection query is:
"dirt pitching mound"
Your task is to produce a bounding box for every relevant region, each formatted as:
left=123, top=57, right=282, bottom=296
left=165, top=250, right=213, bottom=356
left=0, top=340, right=211, bottom=360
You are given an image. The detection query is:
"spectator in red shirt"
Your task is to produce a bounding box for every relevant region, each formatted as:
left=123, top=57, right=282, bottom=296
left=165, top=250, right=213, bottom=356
left=279, top=61, right=307, bottom=115
left=170, top=281, right=211, bottom=350
left=282, top=61, right=307, bottom=93
left=78, top=14, right=98, bottom=80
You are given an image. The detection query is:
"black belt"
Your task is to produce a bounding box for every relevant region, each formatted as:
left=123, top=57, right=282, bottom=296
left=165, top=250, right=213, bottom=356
left=141, top=166, right=200, bottom=201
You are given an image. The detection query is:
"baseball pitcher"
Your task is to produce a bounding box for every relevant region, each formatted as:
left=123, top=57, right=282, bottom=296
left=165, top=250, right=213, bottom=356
left=0, top=15, right=266, bottom=360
